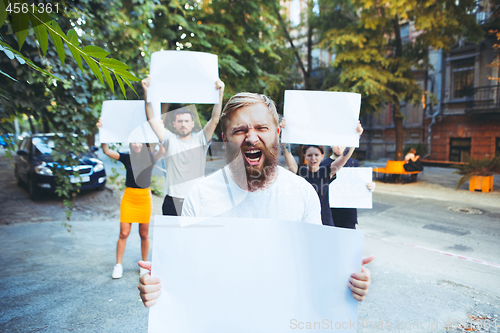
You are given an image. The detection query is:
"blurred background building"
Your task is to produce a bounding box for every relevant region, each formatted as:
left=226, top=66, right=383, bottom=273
left=281, top=0, right=499, bottom=162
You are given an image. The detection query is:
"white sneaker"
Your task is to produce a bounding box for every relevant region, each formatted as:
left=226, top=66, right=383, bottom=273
left=112, top=264, right=123, bottom=279
left=139, top=267, right=150, bottom=277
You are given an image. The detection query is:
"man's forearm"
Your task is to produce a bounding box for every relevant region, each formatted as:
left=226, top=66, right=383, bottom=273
left=203, top=100, right=222, bottom=139
left=210, top=81, right=224, bottom=122
left=282, top=144, right=298, bottom=173
left=330, top=147, right=354, bottom=174
left=211, top=104, right=222, bottom=122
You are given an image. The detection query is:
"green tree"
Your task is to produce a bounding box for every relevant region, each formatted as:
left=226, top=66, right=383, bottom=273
left=0, top=0, right=148, bottom=226
left=320, top=0, right=484, bottom=160
left=486, top=1, right=500, bottom=83
left=1, top=0, right=294, bottom=225
left=146, top=0, right=295, bottom=118
left=189, top=0, right=292, bottom=102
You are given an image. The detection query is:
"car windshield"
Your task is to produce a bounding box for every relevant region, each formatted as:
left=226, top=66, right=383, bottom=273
left=33, top=137, right=55, bottom=155
left=32, top=136, right=90, bottom=156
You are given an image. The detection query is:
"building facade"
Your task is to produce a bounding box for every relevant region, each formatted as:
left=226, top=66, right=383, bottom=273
left=426, top=36, right=500, bottom=162
left=281, top=1, right=500, bottom=162
left=361, top=17, right=500, bottom=162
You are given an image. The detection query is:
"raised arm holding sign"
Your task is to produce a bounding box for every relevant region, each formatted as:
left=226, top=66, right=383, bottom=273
left=142, top=67, right=225, bottom=216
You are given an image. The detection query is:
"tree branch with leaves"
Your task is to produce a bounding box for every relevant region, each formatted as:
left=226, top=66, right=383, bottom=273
left=0, top=0, right=140, bottom=97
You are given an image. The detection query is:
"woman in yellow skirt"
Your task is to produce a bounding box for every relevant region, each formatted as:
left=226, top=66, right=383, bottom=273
left=98, top=119, right=163, bottom=279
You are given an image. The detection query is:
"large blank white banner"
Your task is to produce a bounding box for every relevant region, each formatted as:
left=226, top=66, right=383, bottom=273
left=281, top=91, right=361, bottom=147
left=99, top=100, right=160, bottom=144
left=147, top=51, right=219, bottom=104
left=329, top=167, right=373, bottom=208
left=149, top=216, right=364, bottom=333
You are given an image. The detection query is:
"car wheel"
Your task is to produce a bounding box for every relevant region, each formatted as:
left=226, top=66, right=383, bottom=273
left=28, top=177, right=39, bottom=200
left=95, top=184, right=106, bottom=191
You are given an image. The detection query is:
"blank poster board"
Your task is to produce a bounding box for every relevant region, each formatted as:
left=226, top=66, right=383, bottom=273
left=329, top=167, right=373, bottom=209
left=281, top=91, right=361, bottom=147
left=147, top=51, right=220, bottom=104
left=149, top=216, right=364, bottom=333
left=99, top=100, right=160, bottom=144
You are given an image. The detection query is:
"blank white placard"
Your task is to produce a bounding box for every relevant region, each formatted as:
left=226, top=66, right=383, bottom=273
left=329, top=167, right=373, bottom=208
left=148, top=216, right=364, bottom=333
left=281, top=91, right=361, bottom=147
left=147, top=50, right=219, bottom=104
left=99, top=100, right=160, bottom=144
left=99, top=101, right=160, bottom=144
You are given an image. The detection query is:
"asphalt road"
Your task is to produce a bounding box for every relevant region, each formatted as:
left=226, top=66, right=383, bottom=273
left=356, top=192, right=500, bottom=332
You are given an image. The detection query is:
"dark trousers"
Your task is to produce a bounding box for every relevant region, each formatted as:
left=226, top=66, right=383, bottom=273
left=331, top=208, right=358, bottom=229
left=162, top=195, right=184, bottom=216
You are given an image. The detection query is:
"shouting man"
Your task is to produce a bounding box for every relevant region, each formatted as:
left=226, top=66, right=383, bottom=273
left=139, top=92, right=373, bottom=306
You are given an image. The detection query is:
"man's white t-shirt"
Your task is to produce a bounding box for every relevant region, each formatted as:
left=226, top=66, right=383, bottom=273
left=182, top=166, right=321, bottom=225
left=162, top=130, right=208, bottom=198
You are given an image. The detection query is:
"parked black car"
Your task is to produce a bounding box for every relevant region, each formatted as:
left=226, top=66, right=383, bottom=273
left=14, top=134, right=106, bottom=199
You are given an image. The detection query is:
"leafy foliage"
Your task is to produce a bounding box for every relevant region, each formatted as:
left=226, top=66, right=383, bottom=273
left=0, top=0, right=150, bottom=225
left=150, top=175, right=164, bottom=197
left=0, top=0, right=299, bottom=226
left=187, top=0, right=293, bottom=103
left=487, top=29, right=500, bottom=83
left=0, top=0, right=141, bottom=96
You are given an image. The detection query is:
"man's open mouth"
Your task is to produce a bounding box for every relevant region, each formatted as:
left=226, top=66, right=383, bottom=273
left=243, top=149, right=262, bottom=165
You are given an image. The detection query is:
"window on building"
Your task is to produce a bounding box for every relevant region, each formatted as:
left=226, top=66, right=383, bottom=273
left=290, top=0, right=301, bottom=26
left=400, top=23, right=409, bottom=44
left=476, top=11, right=486, bottom=24
left=452, top=59, right=475, bottom=99
left=312, top=0, right=319, bottom=14
left=312, top=56, right=320, bottom=69
left=449, top=138, right=471, bottom=162
left=496, top=138, right=500, bottom=157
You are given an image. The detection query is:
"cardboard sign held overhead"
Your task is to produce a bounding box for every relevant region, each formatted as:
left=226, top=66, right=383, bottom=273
left=281, top=91, right=361, bottom=147
left=147, top=51, right=220, bottom=104
left=99, top=100, right=160, bottom=144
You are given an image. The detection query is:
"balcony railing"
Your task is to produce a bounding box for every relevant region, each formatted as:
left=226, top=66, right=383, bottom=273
left=464, top=85, right=500, bottom=114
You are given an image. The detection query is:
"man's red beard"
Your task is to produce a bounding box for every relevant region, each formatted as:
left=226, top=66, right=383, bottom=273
left=225, top=138, right=280, bottom=191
